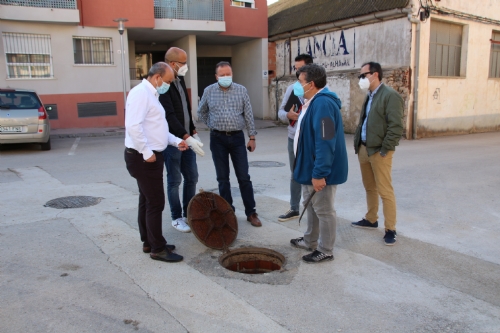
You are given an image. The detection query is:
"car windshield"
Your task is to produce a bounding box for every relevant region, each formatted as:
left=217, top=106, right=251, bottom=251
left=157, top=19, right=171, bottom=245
left=0, top=92, right=41, bottom=110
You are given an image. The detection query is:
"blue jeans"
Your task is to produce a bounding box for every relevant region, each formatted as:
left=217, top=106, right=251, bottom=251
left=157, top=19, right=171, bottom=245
left=288, top=137, right=302, bottom=211
left=210, top=131, right=256, bottom=217
left=163, top=145, right=198, bottom=220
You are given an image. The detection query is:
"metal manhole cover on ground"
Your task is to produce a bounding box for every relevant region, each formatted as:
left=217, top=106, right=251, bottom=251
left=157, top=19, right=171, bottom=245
left=44, top=196, right=103, bottom=209
left=187, top=191, right=238, bottom=250
left=249, top=161, right=285, bottom=168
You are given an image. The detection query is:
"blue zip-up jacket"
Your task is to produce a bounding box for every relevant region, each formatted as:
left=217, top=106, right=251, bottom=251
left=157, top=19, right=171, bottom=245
left=293, top=88, right=348, bottom=185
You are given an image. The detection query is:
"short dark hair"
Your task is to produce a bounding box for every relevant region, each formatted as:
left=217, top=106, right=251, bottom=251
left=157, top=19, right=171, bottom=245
left=295, top=54, right=313, bottom=64
left=362, top=62, right=383, bottom=80
left=297, top=64, right=326, bottom=89
left=215, top=61, right=232, bottom=74
left=147, top=62, right=169, bottom=78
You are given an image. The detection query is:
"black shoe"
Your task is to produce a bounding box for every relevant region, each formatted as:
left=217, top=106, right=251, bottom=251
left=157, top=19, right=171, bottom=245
left=150, top=249, right=183, bottom=262
left=351, top=218, right=378, bottom=229
left=290, top=237, right=313, bottom=251
left=302, top=250, right=334, bottom=263
left=384, top=230, right=397, bottom=246
left=143, top=244, right=175, bottom=253
left=278, top=209, right=300, bottom=222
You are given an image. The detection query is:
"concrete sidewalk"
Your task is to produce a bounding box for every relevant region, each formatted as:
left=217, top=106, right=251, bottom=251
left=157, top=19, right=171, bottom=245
left=50, top=119, right=285, bottom=138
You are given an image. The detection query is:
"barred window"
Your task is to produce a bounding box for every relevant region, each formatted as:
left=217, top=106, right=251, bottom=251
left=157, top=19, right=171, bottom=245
left=2, top=32, right=53, bottom=79
left=73, top=37, right=113, bottom=65
left=428, top=20, right=464, bottom=77
left=489, top=31, right=500, bottom=78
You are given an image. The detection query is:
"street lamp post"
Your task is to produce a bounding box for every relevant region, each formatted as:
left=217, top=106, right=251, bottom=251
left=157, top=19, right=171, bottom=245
left=114, top=18, right=128, bottom=116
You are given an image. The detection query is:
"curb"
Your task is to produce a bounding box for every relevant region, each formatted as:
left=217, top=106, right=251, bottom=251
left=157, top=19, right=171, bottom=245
left=50, top=131, right=125, bottom=139
left=50, top=121, right=286, bottom=139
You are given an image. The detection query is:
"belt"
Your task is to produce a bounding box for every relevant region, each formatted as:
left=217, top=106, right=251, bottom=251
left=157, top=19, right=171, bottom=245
left=211, top=129, right=243, bottom=136
left=360, top=141, right=367, bottom=146
left=125, top=147, right=162, bottom=155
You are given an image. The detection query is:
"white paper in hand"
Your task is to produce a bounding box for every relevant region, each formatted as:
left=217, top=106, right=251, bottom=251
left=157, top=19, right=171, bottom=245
left=186, top=136, right=205, bottom=157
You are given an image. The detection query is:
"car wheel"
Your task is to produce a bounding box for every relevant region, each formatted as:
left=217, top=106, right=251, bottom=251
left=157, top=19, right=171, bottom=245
left=41, top=138, right=51, bottom=151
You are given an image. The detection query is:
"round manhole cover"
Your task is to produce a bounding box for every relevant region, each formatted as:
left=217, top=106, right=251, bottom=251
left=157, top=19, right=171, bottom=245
left=249, top=161, right=285, bottom=168
left=187, top=191, right=238, bottom=250
left=44, top=196, right=103, bottom=209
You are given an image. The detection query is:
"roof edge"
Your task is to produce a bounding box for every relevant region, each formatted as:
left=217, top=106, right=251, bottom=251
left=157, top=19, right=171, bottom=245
left=269, top=8, right=412, bottom=42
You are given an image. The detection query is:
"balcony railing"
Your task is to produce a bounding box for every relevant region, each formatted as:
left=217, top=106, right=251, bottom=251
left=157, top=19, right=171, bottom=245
left=0, top=0, right=77, bottom=9
left=154, top=0, right=224, bottom=21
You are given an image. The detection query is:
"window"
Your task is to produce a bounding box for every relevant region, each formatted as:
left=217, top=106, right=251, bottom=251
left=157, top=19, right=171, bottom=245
left=2, top=32, right=53, bottom=79
left=231, top=0, right=254, bottom=9
left=428, top=20, right=464, bottom=77
left=73, top=37, right=113, bottom=65
left=489, top=31, right=500, bottom=78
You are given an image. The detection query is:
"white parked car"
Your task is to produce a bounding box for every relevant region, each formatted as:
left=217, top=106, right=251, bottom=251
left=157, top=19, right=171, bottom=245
left=0, top=88, right=51, bottom=150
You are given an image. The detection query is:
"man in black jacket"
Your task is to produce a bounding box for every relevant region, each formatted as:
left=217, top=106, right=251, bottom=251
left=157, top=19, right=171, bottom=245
left=159, top=47, right=204, bottom=233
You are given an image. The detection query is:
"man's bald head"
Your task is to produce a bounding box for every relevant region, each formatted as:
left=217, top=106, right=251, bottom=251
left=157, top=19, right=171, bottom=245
left=165, top=47, right=187, bottom=77
left=165, top=47, right=186, bottom=62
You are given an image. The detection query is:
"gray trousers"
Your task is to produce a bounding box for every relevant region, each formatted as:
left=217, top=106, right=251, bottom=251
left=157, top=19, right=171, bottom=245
left=302, top=185, right=338, bottom=255
left=288, top=137, right=302, bottom=211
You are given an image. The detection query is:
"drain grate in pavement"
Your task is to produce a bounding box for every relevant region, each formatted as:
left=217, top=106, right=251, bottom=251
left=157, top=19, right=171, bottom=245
left=249, top=161, right=285, bottom=168
left=44, top=196, right=103, bottom=209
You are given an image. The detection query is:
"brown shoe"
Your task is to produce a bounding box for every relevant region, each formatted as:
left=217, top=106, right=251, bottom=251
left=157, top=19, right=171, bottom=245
left=246, top=213, right=262, bottom=227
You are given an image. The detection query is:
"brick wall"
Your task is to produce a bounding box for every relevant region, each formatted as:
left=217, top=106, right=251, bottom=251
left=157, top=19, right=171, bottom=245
left=268, top=41, right=276, bottom=84
left=268, top=67, right=412, bottom=138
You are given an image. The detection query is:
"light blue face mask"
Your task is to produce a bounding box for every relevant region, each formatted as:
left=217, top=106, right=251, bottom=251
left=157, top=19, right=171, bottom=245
left=293, top=81, right=304, bottom=97
left=156, top=78, right=170, bottom=94
left=293, top=81, right=310, bottom=97
left=218, top=76, right=232, bottom=88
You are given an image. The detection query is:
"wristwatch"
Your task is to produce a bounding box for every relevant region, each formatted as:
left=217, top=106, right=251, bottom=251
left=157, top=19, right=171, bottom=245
left=380, top=151, right=387, bottom=157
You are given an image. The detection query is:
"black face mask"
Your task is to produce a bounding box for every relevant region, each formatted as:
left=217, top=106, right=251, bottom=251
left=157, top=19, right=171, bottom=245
left=296, top=71, right=300, bottom=79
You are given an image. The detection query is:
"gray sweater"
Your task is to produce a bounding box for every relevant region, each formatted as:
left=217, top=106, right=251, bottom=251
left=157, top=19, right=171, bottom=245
left=278, top=84, right=304, bottom=139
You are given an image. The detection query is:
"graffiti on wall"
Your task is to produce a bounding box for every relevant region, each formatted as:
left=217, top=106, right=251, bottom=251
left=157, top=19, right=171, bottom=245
left=291, top=29, right=355, bottom=73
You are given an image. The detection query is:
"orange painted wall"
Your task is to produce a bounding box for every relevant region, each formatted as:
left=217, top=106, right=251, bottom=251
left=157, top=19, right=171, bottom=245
left=40, top=92, right=125, bottom=129
left=221, top=0, right=268, bottom=38
left=78, top=0, right=155, bottom=28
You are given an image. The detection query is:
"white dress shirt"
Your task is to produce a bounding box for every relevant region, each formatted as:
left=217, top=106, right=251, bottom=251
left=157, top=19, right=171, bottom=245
left=125, top=79, right=182, bottom=160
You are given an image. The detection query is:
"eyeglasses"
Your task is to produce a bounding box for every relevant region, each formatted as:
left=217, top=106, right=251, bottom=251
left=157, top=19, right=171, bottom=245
left=175, top=61, right=187, bottom=65
left=358, top=72, right=373, bottom=79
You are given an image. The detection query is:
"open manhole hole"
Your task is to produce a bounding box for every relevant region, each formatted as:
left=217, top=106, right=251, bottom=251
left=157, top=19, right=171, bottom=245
left=44, top=196, right=103, bottom=209
left=187, top=190, right=286, bottom=275
left=219, top=247, right=284, bottom=274
left=249, top=161, right=285, bottom=168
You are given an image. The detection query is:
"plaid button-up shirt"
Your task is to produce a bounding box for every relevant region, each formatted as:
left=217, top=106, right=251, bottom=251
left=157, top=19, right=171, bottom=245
left=198, top=82, right=257, bottom=137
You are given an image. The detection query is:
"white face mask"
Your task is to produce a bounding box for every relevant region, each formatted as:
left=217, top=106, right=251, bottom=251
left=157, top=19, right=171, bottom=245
left=358, top=77, right=371, bottom=91
left=177, top=64, right=188, bottom=76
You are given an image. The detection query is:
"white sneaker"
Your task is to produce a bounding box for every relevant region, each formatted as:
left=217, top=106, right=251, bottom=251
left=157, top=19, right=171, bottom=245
left=181, top=217, right=191, bottom=233
left=172, top=218, right=190, bottom=233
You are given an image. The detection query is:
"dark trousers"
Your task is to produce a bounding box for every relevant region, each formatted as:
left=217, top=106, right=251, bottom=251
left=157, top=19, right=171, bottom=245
left=210, top=131, right=256, bottom=217
left=124, top=149, right=166, bottom=253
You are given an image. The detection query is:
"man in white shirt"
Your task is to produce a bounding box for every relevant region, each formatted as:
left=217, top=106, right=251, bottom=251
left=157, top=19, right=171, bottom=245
left=124, top=62, right=188, bottom=263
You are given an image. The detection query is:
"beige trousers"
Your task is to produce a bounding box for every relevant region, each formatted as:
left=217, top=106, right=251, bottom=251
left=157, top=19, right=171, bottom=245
left=358, top=145, right=397, bottom=231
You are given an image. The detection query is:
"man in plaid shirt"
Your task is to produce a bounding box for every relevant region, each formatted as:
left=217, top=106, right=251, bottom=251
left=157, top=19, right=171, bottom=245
left=198, top=61, right=262, bottom=227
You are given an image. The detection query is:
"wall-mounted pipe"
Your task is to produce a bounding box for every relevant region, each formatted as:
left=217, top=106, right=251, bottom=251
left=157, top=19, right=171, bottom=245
left=407, top=0, right=420, bottom=140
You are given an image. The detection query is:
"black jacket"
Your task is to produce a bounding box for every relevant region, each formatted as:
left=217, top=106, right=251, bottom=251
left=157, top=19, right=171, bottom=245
left=159, top=76, right=195, bottom=138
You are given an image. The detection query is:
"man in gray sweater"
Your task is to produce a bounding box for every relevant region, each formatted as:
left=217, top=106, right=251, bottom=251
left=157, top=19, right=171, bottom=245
left=277, top=54, right=313, bottom=222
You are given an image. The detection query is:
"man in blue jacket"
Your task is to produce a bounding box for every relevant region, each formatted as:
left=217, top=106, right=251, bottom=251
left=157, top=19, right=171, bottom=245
left=290, top=64, right=348, bottom=263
